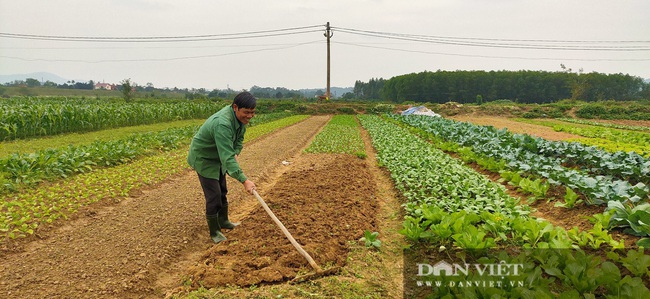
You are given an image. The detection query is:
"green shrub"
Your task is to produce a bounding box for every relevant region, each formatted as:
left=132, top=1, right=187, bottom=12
left=370, top=103, right=395, bottom=114
left=337, top=107, right=356, bottom=114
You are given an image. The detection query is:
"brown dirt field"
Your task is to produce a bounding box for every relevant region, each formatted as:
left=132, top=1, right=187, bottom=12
left=166, top=118, right=406, bottom=299
left=180, top=153, right=378, bottom=288
left=0, top=114, right=407, bottom=299
left=449, top=115, right=581, bottom=141
left=0, top=115, right=332, bottom=298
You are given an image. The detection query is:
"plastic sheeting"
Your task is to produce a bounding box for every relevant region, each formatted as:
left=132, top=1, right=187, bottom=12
left=400, top=106, right=441, bottom=117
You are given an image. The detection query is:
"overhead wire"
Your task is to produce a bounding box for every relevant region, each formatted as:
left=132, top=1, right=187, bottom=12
left=0, top=40, right=323, bottom=63
left=0, top=25, right=324, bottom=42
left=332, top=26, right=650, bottom=51
left=334, top=41, right=650, bottom=61
left=333, top=26, right=650, bottom=44
left=1, top=23, right=649, bottom=63
left=0, top=41, right=319, bottom=50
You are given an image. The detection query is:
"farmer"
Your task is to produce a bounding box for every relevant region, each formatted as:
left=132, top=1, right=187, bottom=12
left=187, top=91, right=257, bottom=243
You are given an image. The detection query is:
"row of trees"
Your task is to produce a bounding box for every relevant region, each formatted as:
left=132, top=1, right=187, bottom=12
left=249, top=86, right=306, bottom=99
left=186, top=86, right=314, bottom=100
left=3, top=78, right=184, bottom=94
left=186, top=86, right=330, bottom=100
left=7, top=69, right=647, bottom=104
left=354, top=69, right=649, bottom=103
left=4, top=78, right=97, bottom=90
left=352, top=78, right=385, bottom=101
left=3, top=79, right=335, bottom=101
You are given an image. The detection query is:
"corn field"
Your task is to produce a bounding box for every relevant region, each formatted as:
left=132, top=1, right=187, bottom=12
left=0, top=97, right=225, bottom=141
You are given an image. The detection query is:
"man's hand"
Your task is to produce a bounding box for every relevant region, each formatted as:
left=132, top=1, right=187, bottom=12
left=243, top=179, right=256, bottom=194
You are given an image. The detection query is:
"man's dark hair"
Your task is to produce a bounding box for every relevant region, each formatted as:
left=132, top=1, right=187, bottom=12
left=233, top=91, right=257, bottom=109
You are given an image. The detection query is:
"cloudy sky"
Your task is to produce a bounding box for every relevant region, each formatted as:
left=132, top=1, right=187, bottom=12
left=1, top=0, right=648, bottom=91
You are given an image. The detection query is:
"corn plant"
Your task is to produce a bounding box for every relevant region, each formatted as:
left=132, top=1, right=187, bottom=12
left=0, top=97, right=224, bottom=141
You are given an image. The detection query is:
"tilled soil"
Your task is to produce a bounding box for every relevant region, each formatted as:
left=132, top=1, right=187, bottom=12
left=0, top=115, right=331, bottom=299
left=181, top=153, right=378, bottom=289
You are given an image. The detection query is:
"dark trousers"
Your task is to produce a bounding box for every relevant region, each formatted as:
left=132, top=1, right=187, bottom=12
left=197, top=172, right=228, bottom=216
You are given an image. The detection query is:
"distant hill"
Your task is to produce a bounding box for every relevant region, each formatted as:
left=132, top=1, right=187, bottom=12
left=0, top=72, right=69, bottom=84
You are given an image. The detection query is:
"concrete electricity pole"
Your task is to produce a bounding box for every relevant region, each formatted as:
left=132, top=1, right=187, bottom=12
left=325, top=22, right=333, bottom=100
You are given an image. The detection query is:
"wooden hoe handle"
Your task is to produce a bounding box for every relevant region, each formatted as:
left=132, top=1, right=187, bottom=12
left=252, top=190, right=322, bottom=272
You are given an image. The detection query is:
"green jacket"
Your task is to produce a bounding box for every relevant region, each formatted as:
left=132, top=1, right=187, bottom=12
left=187, top=105, right=247, bottom=183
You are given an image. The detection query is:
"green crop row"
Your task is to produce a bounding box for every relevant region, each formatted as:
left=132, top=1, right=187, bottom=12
left=0, top=149, right=190, bottom=241
left=0, top=119, right=206, bottom=158
left=358, top=115, right=649, bottom=298
left=0, top=111, right=295, bottom=158
left=0, top=115, right=309, bottom=242
left=396, top=114, right=650, bottom=237
left=556, top=118, right=650, bottom=132
left=567, top=137, right=650, bottom=158
left=0, top=112, right=304, bottom=194
left=359, top=115, right=526, bottom=219
left=0, top=97, right=224, bottom=141
left=244, top=115, right=309, bottom=143
left=518, top=118, right=650, bottom=156
left=0, top=126, right=199, bottom=194
left=304, top=115, right=365, bottom=156
left=387, top=116, right=650, bottom=240
left=396, top=114, right=650, bottom=202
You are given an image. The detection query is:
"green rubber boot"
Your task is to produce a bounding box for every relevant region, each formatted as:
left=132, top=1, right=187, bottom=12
left=218, top=205, right=240, bottom=230
left=206, top=215, right=227, bottom=243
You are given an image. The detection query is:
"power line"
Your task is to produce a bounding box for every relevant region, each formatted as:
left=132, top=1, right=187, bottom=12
left=0, top=25, right=324, bottom=42
left=333, top=26, right=650, bottom=44
left=333, top=26, right=650, bottom=51
left=0, top=40, right=322, bottom=63
left=0, top=41, right=321, bottom=50
left=2, top=23, right=649, bottom=64
left=334, top=41, right=650, bottom=62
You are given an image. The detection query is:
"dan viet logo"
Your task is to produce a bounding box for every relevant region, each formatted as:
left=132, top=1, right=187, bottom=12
left=415, top=260, right=525, bottom=288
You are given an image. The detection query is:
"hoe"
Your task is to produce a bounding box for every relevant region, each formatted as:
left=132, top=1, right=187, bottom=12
left=252, top=190, right=341, bottom=283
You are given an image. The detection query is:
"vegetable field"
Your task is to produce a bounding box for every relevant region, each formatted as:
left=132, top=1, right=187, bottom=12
left=1, top=97, right=649, bottom=298
left=362, top=114, right=649, bottom=298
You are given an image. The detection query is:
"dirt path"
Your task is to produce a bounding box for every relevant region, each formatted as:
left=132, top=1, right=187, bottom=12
left=0, top=115, right=330, bottom=299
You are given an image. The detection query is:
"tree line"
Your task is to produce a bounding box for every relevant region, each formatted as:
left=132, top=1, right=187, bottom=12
left=2, top=79, right=333, bottom=100
left=4, top=78, right=97, bottom=90
left=353, top=70, right=650, bottom=103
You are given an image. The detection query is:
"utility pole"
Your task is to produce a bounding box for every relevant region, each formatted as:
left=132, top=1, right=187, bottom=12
left=325, top=22, right=332, bottom=101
